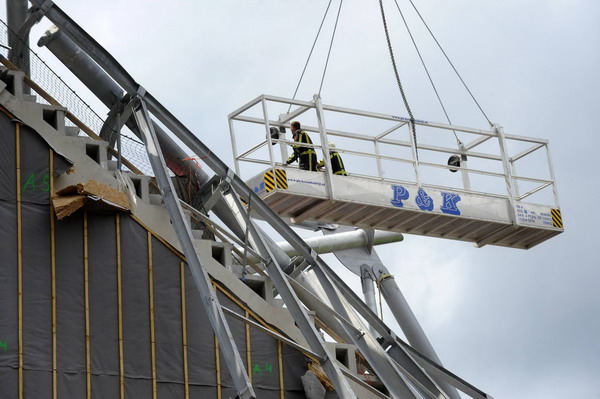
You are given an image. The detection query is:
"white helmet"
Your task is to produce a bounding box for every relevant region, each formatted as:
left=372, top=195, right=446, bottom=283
left=328, top=141, right=336, bottom=148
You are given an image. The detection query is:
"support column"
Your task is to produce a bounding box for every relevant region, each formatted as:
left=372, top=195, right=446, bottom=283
left=359, top=265, right=378, bottom=337
left=374, top=265, right=462, bottom=399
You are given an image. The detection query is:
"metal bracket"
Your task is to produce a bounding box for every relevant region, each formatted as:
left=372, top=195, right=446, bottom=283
left=136, top=85, right=146, bottom=98
left=25, top=0, right=54, bottom=26
left=192, top=174, right=228, bottom=214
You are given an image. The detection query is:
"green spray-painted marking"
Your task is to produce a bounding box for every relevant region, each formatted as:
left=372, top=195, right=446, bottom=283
left=0, top=341, right=7, bottom=352
left=252, top=362, right=273, bottom=374
left=22, top=172, right=50, bottom=192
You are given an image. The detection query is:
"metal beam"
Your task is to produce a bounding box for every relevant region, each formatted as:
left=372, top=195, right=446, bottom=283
left=132, top=99, right=255, bottom=399
left=292, top=271, right=441, bottom=399
left=221, top=306, right=323, bottom=362
left=224, top=190, right=358, bottom=399
left=375, top=266, right=461, bottom=399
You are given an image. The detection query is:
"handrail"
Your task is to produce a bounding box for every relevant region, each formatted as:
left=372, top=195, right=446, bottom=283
left=228, top=94, right=560, bottom=208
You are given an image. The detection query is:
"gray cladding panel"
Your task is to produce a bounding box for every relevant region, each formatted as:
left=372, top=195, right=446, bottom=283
left=0, top=112, right=15, bottom=202
left=20, top=124, right=50, bottom=205
left=55, top=212, right=85, bottom=377
left=282, top=343, right=309, bottom=392
left=124, top=376, right=152, bottom=398
left=152, top=236, right=184, bottom=384
left=249, top=317, right=279, bottom=390
left=184, top=264, right=216, bottom=386
left=0, top=367, right=18, bottom=398
left=217, top=291, right=247, bottom=390
left=157, top=381, right=185, bottom=397
left=0, top=201, right=18, bottom=368
left=253, top=387, right=281, bottom=399
left=91, top=374, right=120, bottom=398
left=21, top=202, right=52, bottom=372
left=189, top=384, right=217, bottom=397
left=23, top=370, right=52, bottom=399
left=88, top=212, right=119, bottom=375
left=120, top=216, right=151, bottom=380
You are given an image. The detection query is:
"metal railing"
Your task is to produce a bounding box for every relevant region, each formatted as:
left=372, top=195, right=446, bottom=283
left=228, top=94, right=560, bottom=208
left=0, top=18, right=154, bottom=176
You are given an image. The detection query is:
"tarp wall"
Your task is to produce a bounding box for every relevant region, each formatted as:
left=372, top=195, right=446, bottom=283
left=0, top=109, right=314, bottom=398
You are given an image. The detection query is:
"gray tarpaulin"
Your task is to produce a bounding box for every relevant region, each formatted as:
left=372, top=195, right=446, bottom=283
left=0, top=111, right=15, bottom=202
left=218, top=291, right=248, bottom=398
left=20, top=121, right=70, bottom=399
left=88, top=212, right=119, bottom=398
left=55, top=212, right=86, bottom=397
left=22, top=202, right=52, bottom=398
left=152, top=236, right=184, bottom=386
left=250, top=315, right=280, bottom=399
left=0, top=111, right=18, bottom=398
left=184, top=263, right=217, bottom=393
left=121, top=215, right=153, bottom=395
left=283, top=343, right=312, bottom=398
left=0, top=109, right=321, bottom=397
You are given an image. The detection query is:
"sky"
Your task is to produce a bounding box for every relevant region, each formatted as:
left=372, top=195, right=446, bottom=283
left=3, top=0, right=599, bottom=398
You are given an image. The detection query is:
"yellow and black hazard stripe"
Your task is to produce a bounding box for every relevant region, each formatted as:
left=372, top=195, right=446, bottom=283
left=264, top=169, right=288, bottom=192
left=550, top=208, right=563, bottom=229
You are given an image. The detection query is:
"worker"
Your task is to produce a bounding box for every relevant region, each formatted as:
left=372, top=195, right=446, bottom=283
left=285, top=121, right=317, bottom=171
left=317, top=142, right=348, bottom=176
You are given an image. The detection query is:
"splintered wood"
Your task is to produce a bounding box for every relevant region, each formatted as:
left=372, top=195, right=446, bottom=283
left=53, top=180, right=130, bottom=219
left=308, top=362, right=335, bottom=390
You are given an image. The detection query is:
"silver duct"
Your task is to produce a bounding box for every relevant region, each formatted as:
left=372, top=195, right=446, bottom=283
left=38, top=26, right=210, bottom=189
left=37, top=25, right=250, bottom=238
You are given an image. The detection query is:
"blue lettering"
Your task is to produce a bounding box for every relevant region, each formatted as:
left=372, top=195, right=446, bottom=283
left=391, top=185, right=409, bottom=207
left=415, top=189, right=434, bottom=211
left=440, top=192, right=461, bottom=215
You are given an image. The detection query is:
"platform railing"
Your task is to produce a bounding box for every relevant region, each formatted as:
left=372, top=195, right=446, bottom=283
left=228, top=94, right=560, bottom=208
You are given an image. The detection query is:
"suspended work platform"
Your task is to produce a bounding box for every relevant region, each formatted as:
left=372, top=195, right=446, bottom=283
left=229, top=94, right=564, bottom=249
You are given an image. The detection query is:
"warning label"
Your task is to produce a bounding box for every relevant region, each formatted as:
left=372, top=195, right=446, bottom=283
left=515, top=203, right=560, bottom=229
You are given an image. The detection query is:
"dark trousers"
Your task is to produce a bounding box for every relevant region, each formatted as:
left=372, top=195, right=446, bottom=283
left=299, top=153, right=317, bottom=171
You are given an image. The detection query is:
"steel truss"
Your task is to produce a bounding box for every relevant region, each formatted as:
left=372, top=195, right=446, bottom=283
left=27, top=1, right=495, bottom=397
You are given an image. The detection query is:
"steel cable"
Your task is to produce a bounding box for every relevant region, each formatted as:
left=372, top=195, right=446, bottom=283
left=393, top=0, right=460, bottom=143
left=288, top=0, right=334, bottom=113
left=379, top=0, right=419, bottom=159
left=406, top=0, right=493, bottom=126
left=318, top=0, right=344, bottom=95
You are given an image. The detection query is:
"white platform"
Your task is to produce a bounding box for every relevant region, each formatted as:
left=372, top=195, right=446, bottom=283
left=246, top=168, right=563, bottom=249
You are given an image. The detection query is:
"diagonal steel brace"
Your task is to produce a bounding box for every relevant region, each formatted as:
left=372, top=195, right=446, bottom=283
left=131, top=98, right=255, bottom=399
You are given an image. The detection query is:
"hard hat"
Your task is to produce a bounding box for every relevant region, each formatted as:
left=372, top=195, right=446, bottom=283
left=328, top=141, right=335, bottom=148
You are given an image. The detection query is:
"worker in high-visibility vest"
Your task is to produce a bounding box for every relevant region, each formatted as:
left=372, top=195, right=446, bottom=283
left=317, top=142, right=348, bottom=176
left=285, top=121, right=317, bottom=171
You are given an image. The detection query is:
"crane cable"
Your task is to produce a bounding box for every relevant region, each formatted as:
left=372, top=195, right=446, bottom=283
left=378, top=0, right=419, bottom=160
left=406, top=0, right=493, bottom=127
left=319, top=0, right=344, bottom=95
left=392, top=0, right=460, bottom=144
left=288, top=0, right=334, bottom=113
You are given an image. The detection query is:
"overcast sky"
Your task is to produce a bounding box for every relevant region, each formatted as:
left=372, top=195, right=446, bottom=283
left=3, top=0, right=599, bottom=397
